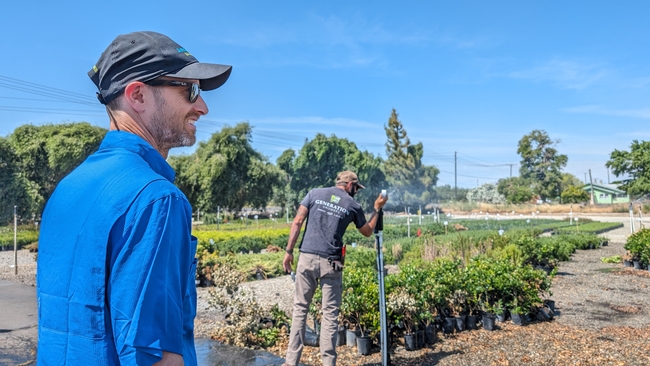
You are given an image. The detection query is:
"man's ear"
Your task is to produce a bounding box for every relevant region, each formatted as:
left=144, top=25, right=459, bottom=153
left=123, top=82, right=147, bottom=112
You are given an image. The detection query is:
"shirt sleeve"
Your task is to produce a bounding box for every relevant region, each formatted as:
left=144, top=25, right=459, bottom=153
left=108, top=192, right=194, bottom=365
left=354, top=205, right=367, bottom=229
left=300, top=190, right=312, bottom=208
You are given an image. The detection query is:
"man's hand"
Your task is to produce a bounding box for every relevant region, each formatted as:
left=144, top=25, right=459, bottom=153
left=359, top=192, right=389, bottom=237
left=283, top=252, right=294, bottom=274
left=374, top=192, right=388, bottom=211
left=153, top=352, right=183, bottom=366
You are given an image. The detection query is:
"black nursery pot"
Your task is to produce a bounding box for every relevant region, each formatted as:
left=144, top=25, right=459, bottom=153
left=511, top=313, right=526, bottom=326
left=404, top=333, right=417, bottom=351
left=455, top=315, right=467, bottom=332
left=443, top=317, right=456, bottom=334
left=634, top=261, right=642, bottom=270
left=543, top=299, right=556, bottom=313
left=356, top=336, right=372, bottom=355
left=337, top=326, right=346, bottom=347
left=425, top=325, right=437, bottom=344
left=496, top=311, right=507, bottom=322
left=346, top=329, right=358, bottom=347
left=466, top=315, right=478, bottom=330
left=624, top=260, right=633, bottom=267
left=416, top=330, right=425, bottom=348
left=482, top=314, right=497, bottom=331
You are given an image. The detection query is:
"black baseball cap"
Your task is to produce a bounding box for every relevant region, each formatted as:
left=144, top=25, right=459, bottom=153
left=88, top=31, right=232, bottom=105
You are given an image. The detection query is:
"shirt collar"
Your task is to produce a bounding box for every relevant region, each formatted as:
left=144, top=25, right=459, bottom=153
left=99, top=131, right=176, bottom=182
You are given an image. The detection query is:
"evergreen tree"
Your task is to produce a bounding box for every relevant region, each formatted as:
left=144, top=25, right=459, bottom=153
left=383, top=109, right=439, bottom=209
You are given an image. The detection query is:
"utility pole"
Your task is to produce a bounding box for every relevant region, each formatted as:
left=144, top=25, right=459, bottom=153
left=507, top=163, right=515, bottom=178
left=588, top=169, right=595, bottom=205
left=454, top=151, right=457, bottom=200
left=14, top=205, right=18, bottom=275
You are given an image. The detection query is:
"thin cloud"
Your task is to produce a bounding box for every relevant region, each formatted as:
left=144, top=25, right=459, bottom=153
left=508, top=58, right=609, bottom=90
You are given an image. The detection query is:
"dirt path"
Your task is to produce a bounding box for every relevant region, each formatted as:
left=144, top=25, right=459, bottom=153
left=552, top=224, right=650, bottom=329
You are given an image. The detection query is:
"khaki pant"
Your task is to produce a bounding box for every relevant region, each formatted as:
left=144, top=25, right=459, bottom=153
left=285, top=252, right=343, bottom=366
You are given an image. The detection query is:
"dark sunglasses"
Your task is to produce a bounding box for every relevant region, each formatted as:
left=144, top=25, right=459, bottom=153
left=145, top=79, right=201, bottom=103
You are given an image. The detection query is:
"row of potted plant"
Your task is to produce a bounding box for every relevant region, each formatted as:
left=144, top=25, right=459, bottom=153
left=321, top=256, right=552, bottom=353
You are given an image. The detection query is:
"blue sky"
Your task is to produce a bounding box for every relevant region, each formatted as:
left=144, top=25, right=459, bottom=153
left=1, top=1, right=647, bottom=188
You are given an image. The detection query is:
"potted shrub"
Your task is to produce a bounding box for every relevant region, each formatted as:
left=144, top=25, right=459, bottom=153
left=387, top=287, right=418, bottom=351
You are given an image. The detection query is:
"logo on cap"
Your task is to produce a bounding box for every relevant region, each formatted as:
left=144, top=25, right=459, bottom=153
left=177, top=47, right=191, bottom=56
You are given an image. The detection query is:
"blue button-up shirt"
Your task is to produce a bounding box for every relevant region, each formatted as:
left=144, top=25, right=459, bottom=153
left=37, top=131, right=197, bottom=365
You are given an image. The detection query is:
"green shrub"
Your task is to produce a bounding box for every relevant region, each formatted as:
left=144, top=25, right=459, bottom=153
left=625, top=228, right=650, bottom=262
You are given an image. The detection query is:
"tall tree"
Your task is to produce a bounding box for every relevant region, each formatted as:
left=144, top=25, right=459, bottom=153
left=170, top=122, right=281, bottom=213
left=8, top=123, right=107, bottom=215
left=606, top=140, right=650, bottom=196
left=517, top=130, right=568, bottom=201
left=0, top=137, right=39, bottom=223
left=273, top=149, right=296, bottom=212
left=497, top=177, right=534, bottom=204
left=290, top=134, right=386, bottom=210
left=383, top=109, right=439, bottom=209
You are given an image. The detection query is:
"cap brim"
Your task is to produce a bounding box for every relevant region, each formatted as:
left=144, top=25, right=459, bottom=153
left=166, top=62, right=232, bottom=91
left=357, top=183, right=366, bottom=189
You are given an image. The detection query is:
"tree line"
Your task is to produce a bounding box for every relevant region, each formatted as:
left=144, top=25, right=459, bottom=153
left=4, top=110, right=638, bottom=225
left=0, top=110, right=449, bottom=224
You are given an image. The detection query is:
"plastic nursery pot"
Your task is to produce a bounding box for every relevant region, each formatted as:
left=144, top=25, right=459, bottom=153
left=454, top=315, right=467, bottom=332
left=404, top=333, right=417, bottom=351
left=496, top=311, right=507, bottom=323
left=416, top=330, right=425, bottom=348
left=337, top=326, right=346, bottom=347
left=425, top=325, right=437, bottom=345
left=624, top=260, right=633, bottom=267
left=356, top=336, right=372, bottom=355
left=510, top=313, right=526, bottom=326
left=634, top=261, right=642, bottom=270
left=304, top=328, right=319, bottom=347
left=601, top=240, right=608, bottom=246
left=466, top=315, right=478, bottom=330
left=346, top=329, right=358, bottom=347
left=482, top=314, right=497, bottom=331
left=443, top=317, right=456, bottom=334
left=543, top=299, right=556, bottom=313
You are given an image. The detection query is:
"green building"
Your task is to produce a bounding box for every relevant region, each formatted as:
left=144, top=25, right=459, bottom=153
left=582, top=183, right=629, bottom=204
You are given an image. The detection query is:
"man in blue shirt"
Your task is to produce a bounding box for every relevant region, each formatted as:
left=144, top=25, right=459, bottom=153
left=37, top=31, right=232, bottom=365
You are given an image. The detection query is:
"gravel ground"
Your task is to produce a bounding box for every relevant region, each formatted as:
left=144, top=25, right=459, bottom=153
left=4, top=215, right=650, bottom=365
left=0, top=248, right=37, bottom=286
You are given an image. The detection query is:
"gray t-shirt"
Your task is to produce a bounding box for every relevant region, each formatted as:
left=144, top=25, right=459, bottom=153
left=299, top=186, right=367, bottom=258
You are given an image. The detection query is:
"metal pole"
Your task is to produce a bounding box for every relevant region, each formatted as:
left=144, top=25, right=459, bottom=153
left=286, top=206, right=289, bottom=224
left=588, top=169, right=595, bottom=205
left=419, top=205, right=422, bottom=226
left=374, top=209, right=390, bottom=366
left=217, top=206, right=221, bottom=230
left=454, top=151, right=457, bottom=200
left=14, top=205, right=17, bottom=275
left=407, top=208, right=410, bottom=238
left=630, top=203, right=635, bottom=234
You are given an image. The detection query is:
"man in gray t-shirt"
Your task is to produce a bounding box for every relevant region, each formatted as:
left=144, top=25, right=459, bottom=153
left=283, top=171, right=388, bottom=366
